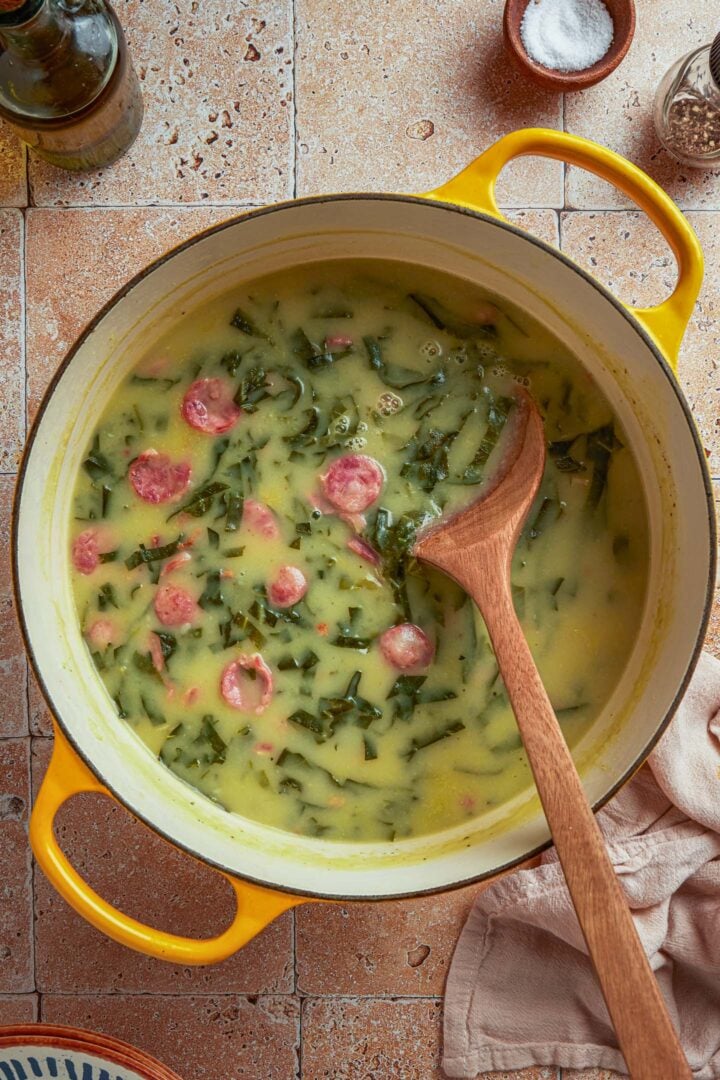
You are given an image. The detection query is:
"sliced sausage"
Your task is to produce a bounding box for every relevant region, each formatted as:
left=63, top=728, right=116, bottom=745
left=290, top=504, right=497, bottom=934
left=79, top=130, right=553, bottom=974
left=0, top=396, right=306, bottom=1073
left=72, top=527, right=116, bottom=576
left=341, top=510, right=367, bottom=533
left=154, top=583, right=198, bottom=627
left=85, top=618, right=117, bottom=650
left=178, top=527, right=202, bottom=549
left=268, top=565, right=308, bottom=608
left=221, top=653, right=274, bottom=714
left=307, top=489, right=334, bottom=516
left=148, top=631, right=167, bottom=673
left=128, top=449, right=191, bottom=505
left=181, top=377, right=242, bottom=435
left=243, top=498, right=280, bottom=539
left=308, top=488, right=365, bottom=533
left=475, top=302, right=499, bottom=326
left=72, top=529, right=100, bottom=575
left=253, top=741, right=275, bottom=756
left=160, top=550, right=192, bottom=577
left=347, top=535, right=381, bottom=566
left=145, top=632, right=176, bottom=694
left=325, top=334, right=353, bottom=350
left=321, top=454, right=384, bottom=514
left=379, top=623, right=434, bottom=670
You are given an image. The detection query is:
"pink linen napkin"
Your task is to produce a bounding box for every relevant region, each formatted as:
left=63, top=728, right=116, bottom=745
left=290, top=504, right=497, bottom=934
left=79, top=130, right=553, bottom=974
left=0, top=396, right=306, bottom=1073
left=443, top=650, right=720, bottom=1079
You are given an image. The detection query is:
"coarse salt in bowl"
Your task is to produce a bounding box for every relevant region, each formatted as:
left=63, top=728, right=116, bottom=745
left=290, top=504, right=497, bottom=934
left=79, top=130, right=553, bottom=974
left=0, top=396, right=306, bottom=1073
left=520, top=0, right=614, bottom=73
left=503, top=0, right=636, bottom=92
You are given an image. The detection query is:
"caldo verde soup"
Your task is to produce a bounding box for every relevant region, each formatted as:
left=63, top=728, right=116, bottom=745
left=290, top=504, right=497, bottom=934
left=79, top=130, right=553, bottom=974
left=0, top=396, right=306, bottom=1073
left=70, top=262, right=649, bottom=842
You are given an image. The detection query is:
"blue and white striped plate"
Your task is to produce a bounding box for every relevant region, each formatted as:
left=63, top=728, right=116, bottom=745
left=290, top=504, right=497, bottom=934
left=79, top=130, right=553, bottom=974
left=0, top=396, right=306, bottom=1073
left=0, top=1025, right=180, bottom=1080
left=0, top=1047, right=151, bottom=1080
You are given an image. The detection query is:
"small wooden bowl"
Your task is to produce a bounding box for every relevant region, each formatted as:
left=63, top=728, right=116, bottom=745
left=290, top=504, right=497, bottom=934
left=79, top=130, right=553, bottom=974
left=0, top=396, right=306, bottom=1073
left=503, top=0, right=636, bottom=92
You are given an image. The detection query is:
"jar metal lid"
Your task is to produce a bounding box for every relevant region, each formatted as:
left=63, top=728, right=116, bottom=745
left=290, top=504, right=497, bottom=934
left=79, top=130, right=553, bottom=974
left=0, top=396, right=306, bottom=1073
left=710, top=30, right=720, bottom=88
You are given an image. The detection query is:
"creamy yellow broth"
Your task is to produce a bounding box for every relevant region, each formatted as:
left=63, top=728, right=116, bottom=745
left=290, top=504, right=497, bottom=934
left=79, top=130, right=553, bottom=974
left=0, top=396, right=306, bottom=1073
left=70, top=262, right=649, bottom=842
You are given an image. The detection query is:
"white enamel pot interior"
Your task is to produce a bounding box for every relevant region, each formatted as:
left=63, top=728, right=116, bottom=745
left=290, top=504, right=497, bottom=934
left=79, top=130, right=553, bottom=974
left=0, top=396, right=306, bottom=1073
left=14, top=194, right=715, bottom=900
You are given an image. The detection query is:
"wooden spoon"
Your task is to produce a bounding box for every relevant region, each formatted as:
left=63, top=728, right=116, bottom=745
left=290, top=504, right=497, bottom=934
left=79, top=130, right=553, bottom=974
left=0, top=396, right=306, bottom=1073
left=413, top=392, right=691, bottom=1080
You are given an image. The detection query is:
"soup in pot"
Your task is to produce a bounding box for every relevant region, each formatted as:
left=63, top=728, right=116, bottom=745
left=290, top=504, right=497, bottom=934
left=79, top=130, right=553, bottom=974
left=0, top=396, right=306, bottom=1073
left=70, top=262, right=649, bottom=842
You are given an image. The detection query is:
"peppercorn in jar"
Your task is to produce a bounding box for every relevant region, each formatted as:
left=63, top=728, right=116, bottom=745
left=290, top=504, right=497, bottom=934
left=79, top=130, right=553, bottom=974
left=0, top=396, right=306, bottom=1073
left=654, top=32, right=720, bottom=168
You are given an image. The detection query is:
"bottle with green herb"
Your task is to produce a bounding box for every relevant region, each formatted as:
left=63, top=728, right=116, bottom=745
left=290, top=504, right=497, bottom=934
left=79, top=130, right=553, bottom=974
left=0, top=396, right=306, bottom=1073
left=0, top=0, right=143, bottom=171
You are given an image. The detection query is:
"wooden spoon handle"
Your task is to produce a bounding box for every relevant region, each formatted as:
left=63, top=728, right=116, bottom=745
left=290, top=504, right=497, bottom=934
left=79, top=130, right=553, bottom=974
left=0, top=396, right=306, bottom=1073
left=476, top=580, right=691, bottom=1080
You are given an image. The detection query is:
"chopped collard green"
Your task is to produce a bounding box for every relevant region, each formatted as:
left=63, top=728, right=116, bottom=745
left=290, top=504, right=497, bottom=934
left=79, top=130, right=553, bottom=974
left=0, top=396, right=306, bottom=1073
left=168, top=482, right=228, bottom=521
left=233, top=366, right=270, bottom=412
left=125, top=537, right=183, bottom=571
left=230, top=307, right=269, bottom=340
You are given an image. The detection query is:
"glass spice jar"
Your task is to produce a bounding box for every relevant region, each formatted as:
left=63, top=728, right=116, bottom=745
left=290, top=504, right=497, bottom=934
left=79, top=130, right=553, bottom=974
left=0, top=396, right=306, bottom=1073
left=0, top=0, right=143, bottom=171
left=653, top=32, right=720, bottom=168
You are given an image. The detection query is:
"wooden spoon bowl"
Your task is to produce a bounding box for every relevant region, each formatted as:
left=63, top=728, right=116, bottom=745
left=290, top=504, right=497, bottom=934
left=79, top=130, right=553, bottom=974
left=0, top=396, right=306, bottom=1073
left=503, top=0, right=636, bottom=92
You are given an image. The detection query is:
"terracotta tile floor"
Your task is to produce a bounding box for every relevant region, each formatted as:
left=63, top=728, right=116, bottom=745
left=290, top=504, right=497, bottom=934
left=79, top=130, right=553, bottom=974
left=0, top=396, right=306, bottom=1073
left=0, top=0, right=718, bottom=1076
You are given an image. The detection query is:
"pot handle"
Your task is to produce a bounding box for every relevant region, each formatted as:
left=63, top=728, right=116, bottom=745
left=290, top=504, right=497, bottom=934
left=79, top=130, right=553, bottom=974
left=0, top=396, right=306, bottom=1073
left=425, top=128, right=703, bottom=368
left=30, top=724, right=306, bottom=964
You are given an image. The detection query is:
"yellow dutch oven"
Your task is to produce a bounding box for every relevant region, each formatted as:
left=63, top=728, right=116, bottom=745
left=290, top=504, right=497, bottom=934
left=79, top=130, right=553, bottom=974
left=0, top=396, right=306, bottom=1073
left=14, top=128, right=716, bottom=964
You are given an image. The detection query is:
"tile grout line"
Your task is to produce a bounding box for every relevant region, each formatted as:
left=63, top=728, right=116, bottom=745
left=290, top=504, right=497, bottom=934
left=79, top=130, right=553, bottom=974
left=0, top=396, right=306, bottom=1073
left=18, top=202, right=267, bottom=212
left=561, top=91, right=566, bottom=211
left=292, top=908, right=302, bottom=1079
left=19, top=202, right=38, bottom=1003
left=19, top=205, right=27, bottom=456
left=37, top=990, right=446, bottom=1000
left=9, top=202, right=720, bottom=213
left=24, top=142, right=31, bottom=209
left=18, top=201, right=32, bottom=767
left=291, top=0, right=299, bottom=1048
left=297, top=988, right=303, bottom=1076
left=27, top=726, right=37, bottom=1000
left=291, top=0, right=298, bottom=200
left=0, top=736, right=51, bottom=749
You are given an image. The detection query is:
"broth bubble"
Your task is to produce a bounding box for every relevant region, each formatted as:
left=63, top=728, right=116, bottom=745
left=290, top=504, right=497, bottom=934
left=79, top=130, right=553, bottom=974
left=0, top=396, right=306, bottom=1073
left=419, top=339, right=442, bottom=360
left=345, top=436, right=367, bottom=451
left=376, top=391, right=403, bottom=416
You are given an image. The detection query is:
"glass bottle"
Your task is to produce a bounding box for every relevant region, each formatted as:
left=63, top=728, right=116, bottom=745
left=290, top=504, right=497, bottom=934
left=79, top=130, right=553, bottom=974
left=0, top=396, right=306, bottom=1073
left=0, top=0, right=143, bottom=171
left=653, top=32, right=720, bottom=168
